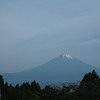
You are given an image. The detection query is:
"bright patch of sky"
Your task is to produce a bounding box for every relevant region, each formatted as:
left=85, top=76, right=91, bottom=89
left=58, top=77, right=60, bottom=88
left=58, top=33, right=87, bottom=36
left=0, top=0, right=100, bottom=73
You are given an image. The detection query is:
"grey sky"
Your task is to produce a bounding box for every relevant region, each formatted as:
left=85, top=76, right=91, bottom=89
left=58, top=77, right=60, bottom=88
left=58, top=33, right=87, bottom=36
left=0, top=0, right=100, bottom=74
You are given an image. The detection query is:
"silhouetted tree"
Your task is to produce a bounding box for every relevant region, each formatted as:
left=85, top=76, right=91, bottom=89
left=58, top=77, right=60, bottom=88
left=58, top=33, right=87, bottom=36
left=0, top=75, right=5, bottom=100
left=81, top=70, right=99, bottom=83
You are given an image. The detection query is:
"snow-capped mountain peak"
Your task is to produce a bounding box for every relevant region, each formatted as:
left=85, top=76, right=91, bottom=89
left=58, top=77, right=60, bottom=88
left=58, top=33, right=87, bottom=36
left=62, top=54, right=72, bottom=59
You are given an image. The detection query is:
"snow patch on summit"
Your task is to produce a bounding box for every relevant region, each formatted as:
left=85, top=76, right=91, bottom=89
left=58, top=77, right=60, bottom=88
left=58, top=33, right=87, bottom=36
left=62, top=54, right=72, bottom=59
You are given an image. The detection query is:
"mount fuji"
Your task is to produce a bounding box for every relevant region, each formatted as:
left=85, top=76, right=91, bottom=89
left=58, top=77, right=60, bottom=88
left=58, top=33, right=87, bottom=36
left=3, top=54, right=100, bottom=86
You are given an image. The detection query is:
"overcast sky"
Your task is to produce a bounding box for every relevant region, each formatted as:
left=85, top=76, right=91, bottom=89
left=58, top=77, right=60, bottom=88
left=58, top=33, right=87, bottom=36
left=0, top=0, right=100, bottom=74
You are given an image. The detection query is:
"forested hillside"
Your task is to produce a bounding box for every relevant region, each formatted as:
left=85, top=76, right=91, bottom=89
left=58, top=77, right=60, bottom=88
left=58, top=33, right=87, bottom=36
left=0, top=70, right=100, bottom=100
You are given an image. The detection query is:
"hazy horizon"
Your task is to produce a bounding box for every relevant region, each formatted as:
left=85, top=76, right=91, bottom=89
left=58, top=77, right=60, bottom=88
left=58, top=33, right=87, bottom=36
left=0, top=0, right=100, bottom=74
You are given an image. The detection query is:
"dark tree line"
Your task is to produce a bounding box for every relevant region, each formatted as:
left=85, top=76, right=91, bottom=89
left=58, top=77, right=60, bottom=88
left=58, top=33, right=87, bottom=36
left=0, top=70, right=100, bottom=100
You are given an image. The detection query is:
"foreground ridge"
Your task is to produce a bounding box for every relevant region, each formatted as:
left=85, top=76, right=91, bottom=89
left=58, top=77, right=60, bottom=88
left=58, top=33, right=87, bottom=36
left=1, top=70, right=100, bottom=100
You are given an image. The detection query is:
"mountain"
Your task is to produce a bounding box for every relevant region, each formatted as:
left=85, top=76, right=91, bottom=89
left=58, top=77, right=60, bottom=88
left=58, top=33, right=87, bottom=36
left=3, top=54, right=100, bottom=87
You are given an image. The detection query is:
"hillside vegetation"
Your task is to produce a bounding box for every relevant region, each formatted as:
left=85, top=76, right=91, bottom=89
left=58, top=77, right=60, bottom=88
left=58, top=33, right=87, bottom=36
left=0, top=70, right=100, bottom=100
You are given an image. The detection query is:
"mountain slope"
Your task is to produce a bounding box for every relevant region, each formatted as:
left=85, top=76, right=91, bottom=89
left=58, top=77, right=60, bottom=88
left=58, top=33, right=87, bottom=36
left=3, top=54, right=100, bottom=86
